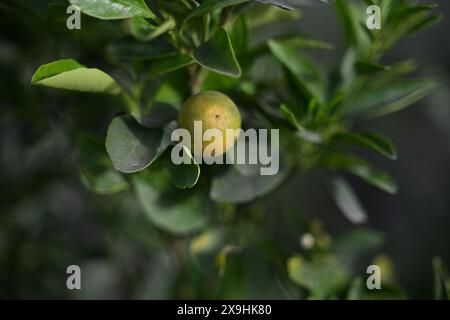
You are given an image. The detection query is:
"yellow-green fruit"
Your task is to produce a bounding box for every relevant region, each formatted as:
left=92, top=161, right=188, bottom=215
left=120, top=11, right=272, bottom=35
left=178, top=91, right=241, bottom=157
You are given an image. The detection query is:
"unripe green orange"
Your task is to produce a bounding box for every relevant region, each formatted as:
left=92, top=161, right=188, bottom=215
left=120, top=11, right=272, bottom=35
left=178, top=91, right=241, bottom=157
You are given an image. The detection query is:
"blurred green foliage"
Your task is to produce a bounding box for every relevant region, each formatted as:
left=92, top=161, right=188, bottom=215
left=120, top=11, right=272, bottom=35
left=0, top=0, right=448, bottom=299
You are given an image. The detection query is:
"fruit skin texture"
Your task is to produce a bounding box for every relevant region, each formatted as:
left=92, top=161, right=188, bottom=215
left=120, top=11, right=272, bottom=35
left=178, top=91, right=241, bottom=157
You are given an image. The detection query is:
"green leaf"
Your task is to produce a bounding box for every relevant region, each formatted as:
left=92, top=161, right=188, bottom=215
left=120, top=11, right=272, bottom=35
left=279, top=37, right=334, bottom=50
left=344, top=79, right=437, bottom=119
left=280, top=103, right=302, bottom=130
left=210, top=164, right=286, bottom=204
left=133, top=169, right=207, bottom=234
left=70, top=0, right=155, bottom=20
left=78, top=133, right=129, bottom=195
left=323, top=153, right=398, bottom=194
left=346, top=277, right=365, bottom=300
left=256, top=0, right=295, bottom=10
left=129, top=16, right=176, bottom=41
left=346, top=277, right=407, bottom=300
left=406, top=14, right=443, bottom=38
left=334, top=0, right=371, bottom=56
left=31, top=59, right=122, bottom=94
left=105, top=116, right=166, bottom=173
left=227, top=16, right=249, bottom=54
left=187, top=0, right=250, bottom=19
left=287, top=255, right=350, bottom=298
left=147, top=54, right=194, bottom=77
left=373, top=4, right=440, bottom=52
left=334, top=228, right=384, bottom=255
left=246, top=2, right=299, bottom=30
left=166, top=146, right=200, bottom=189
left=330, top=177, right=367, bottom=225
left=268, top=39, right=326, bottom=104
left=194, top=28, right=242, bottom=78
left=333, top=131, right=397, bottom=160
left=355, top=61, right=389, bottom=75
left=433, top=256, right=450, bottom=300
left=280, top=103, right=322, bottom=143
left=136, top=103, right=178, bottom=128
left=80, top=168, right=129, bottom=195
left=256, top=0, right=333, bottom=9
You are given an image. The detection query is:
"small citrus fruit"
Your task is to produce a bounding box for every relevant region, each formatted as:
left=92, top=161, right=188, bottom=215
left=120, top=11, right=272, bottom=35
left=178, top=91, right=241, bottom=157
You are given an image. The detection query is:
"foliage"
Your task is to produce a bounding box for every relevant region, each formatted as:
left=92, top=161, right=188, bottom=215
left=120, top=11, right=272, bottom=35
left=3, top=0, right=444, bottom=299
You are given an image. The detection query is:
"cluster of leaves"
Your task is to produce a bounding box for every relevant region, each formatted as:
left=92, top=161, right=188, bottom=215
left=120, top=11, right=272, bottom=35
left=26, top=0, right=445, bottom=299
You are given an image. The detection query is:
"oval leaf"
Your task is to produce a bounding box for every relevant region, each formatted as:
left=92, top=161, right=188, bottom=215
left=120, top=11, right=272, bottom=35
left=194, top=28, right=242, bottom=78
left=80, top=168, right=129, bottom=195
left=166, top=146, right=200, bottom=189
left=287, top=255, right=350, bottom=298
left=133, top=169, right=207, bottom=234
left=78, top=133, right=129, bottom=195
left=70, top=0, right=155, bottom=20
left=32, top=59, right=122, bottom=94
left=105, top=116, right=166, bottom=173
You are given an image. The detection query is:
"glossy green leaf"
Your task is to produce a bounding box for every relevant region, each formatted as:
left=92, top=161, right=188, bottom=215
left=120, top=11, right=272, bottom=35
left=330, top=177, right=367, bottom=225
left=133, top=169, right=207, bottom=234
left=166, top=146, right=200, bottom=189
left=105, top=116, right=166, bottom=173
left=194, top=28, right=242, bottom=78
left=32, top=59, right=122, bottom=94
left=333, top=131, right=397, bottom=160
left=70, top=0, right=155, bottom=20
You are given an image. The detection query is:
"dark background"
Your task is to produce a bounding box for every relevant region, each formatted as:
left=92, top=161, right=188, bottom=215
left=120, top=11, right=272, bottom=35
left=0, top=0, right=449, bottom=299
